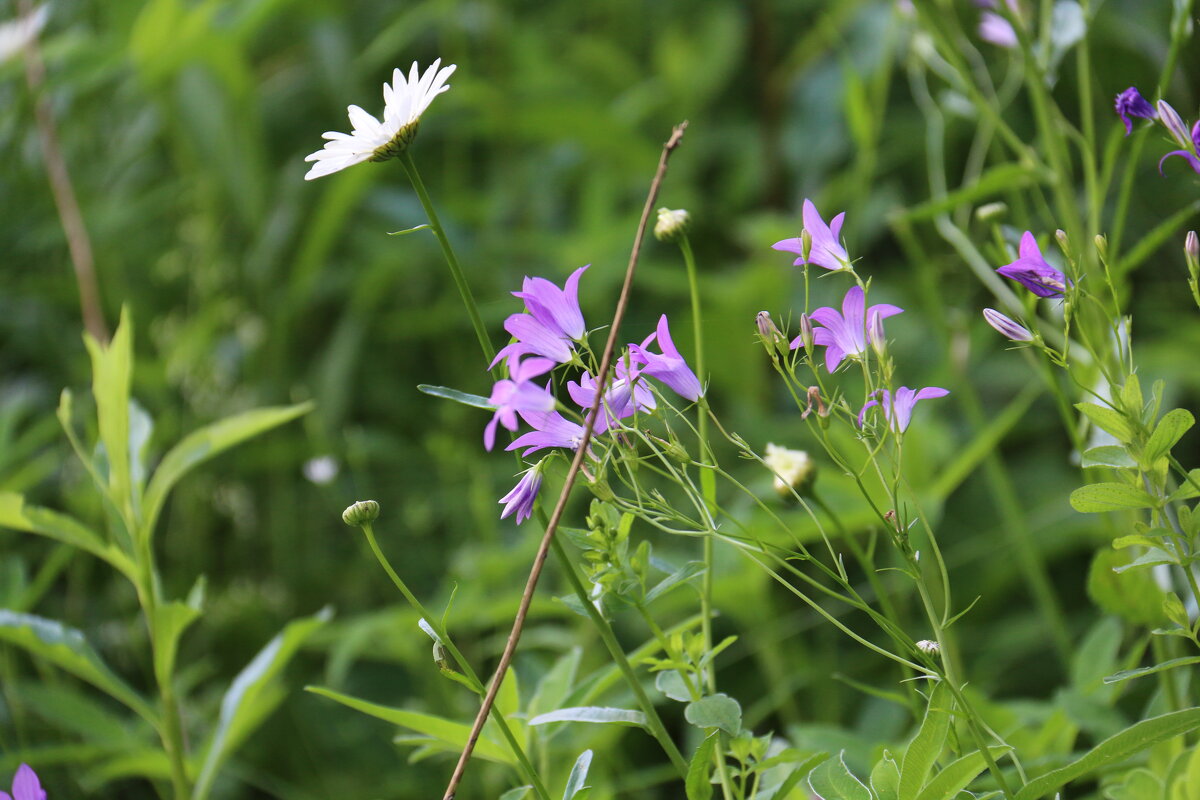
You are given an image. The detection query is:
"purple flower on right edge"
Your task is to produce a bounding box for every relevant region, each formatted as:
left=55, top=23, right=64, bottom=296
left=1, top=765, right=46, bottom=800
left=996, top=232, right=1070, bottom=298
left=1159, top=119, right=1200, bottom=176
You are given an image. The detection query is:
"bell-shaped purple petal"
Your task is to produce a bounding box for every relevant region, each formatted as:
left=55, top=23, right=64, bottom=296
left=9, top=765, right=45, bottom=800
left=513, top=265, right=589, bottom=340
left=996, top=232, right=1070, bottom=298
left=629, top=315, right=703, bottom=402
left=499, top=466, right=542, bottom=524
left=805, top=286, right=903, bottom=372
left=1114, top=87, right=1157, bottom=135
left=507, top=410, right=586, bottom=456
left=484, top=360, right=557, bottom=451
left=772, top=199, right=850, bottom=271
left=1159, top=148, right=1200, bottom=176
left=567, top=360, right=654, bottom=434
left=858, top=386, right=950, bottom=433
left=982, top=308, right=1033, bottom=342
left=501, top=313, right=575, bottom=364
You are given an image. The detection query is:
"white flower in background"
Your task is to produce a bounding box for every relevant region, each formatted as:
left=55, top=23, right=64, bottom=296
left=304, top=59, right=456, bottom=180
left=303, top=455, right=339, bottom=485
left=0, top=4, right=47, bottom=63
left=763, top=443, right=816, bottom=497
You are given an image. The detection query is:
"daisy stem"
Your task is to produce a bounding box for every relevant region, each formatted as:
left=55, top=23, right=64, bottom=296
left=678, top=234, right=718, bottom=695
left=357, top=521, right=552, bottom=800
left=399, top=151, right=497, bottom=371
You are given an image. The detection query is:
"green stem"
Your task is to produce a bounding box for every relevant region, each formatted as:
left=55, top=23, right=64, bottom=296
left=549, top=534, right=690, bottom=777
left=399, top=151, right=496, bottom=370
left=359, top=522, right=551, bottom=800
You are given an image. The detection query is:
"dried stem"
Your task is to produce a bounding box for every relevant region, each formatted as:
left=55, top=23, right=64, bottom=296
left=20, top=0, right=109, bottom=343
left=440, top=122, right=688, bottom=800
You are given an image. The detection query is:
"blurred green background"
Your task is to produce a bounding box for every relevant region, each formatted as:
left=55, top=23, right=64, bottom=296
left=3, top=0, right=1199, bottom=797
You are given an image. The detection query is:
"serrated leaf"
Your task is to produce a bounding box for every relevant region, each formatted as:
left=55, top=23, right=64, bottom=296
left=1070, top=483, right=1157, bottom=513
left=142, top=403, right=313, bottom=537
left=0, top=610, right=157, bottom=726
left=529, top=707, right=646, bottom=728
left=194, top=607, right=333, bottom=798
left=1144, top=409, right=1194, bottom=468
left=1103, top=656, right=1200, bottom=685
left=900, top=682, right=951, bottom=800
left=417, top=384, right=497, bottom=410
left=1013, top=709, right=1200, bottom=800
left=563, top=749, right=592, bottom=800
left=1076, top=402, right=1134, bottom=443
left=685, top=693, right=741, bottom=735
left=808, top=751, right=871, bottom=800
left=685, top=732, right=717, bottom=800
left=1082, top=446, right=1137, bottom=469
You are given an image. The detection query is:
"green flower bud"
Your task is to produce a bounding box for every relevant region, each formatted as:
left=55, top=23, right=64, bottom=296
left=755, top=311, right=790, bottom=357
left=654, top=207, right=691, bottom=242
left=975, top=202, right=1007, bottom=223
left=342, top=499, right=380, bottom=527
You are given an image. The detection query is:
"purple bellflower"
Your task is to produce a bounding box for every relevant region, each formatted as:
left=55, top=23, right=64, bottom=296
left=0, top=765, right=46, bottom=800
left=1114, top=87, right=1157, bottom=135
left=484, top=357, right=556, bottom=451
left=858, top=386, right=950, bottom=433
left=513, top=265, right=589, bottom=340
left=567, top=359, right=655, bottom=435
left=801, top=286, right=903, bottom=373
left=772, top=199, right=850, bottom=271
left=996, top=232, right=1070, bottom=298
left=491, top=312, right=574, bottom=368
left=982, top=308, right=1034, bottom=342
left=507, top=409, right=586, bottom=457
left=629, top=315, right=704, bottom=402
left=976, top=0, right=1019, bottom=47
left=499, top=462, right=543, bottom=524
left=1159, top=120, right=1200, bottom=176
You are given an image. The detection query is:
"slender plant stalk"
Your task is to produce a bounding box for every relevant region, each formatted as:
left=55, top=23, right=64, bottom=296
left=440, top=123, right=689, bottom=800
left=399, top=150, right=496, bottom=370
left=356, top=522, right=551, bottom=800
left=19, top=0, right=108, bottom=343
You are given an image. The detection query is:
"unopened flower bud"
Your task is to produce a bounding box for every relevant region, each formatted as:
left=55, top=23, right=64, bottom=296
left=797, top=313, right=815, bottom=353
left=916, top=639, right=940, bottom=655
left=654, top=207, right=691, bottom=243
left=651, top=435, right=691, bottom=465
left=1186, top=231, right=1199, bottom=272
left=763, top=443, right=816, bottom=498
left=869, top=313, right=888, bottom=361
left=1157, top=100, right=1192, bottom=149
left=982, top=308, right=1034, bottom=342
left=799, top=229, right=813, bottom=263
left=975, top=202, right=1007, bottom=223
left=1093, top=234, right=1108, bottom=262
left=342, top=499, right=380, bottom=527
left=1054, top=229, right=1070, bottom=257
left=756, top=311, right=789, bottom=357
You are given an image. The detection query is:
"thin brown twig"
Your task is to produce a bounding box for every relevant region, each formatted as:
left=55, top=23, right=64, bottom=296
left=20, top=0, right=109, bottom=344
left=440, top=121, right=688, bottom=800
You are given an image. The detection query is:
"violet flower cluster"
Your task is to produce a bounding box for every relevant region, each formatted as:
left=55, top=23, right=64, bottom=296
left=773, top=199, right=949, bottom=434
left=1114, top=86, right=1200, bottom=176
left=482, top=266, right=702, bottom=523
left=981, top=229, right=1074, bottom=344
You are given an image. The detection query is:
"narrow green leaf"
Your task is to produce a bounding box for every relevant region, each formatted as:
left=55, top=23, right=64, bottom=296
left=83, top=308, right=134, bottom=514
left=152, top=601, right=201, bottom=687
left=562, top=749, right=593, bottom=800
left=417, top=384, right=497, bottom=410
left=529, top=707, right=646, bottom=728
left=1013, top=708, right=1200, bottom=800
left=1076, top=402, right=1134, bottom=443
left=1111, top=549, right=1176, bottom=572
left=1070, top=483, right=1157, bottom=513
left=771, top=753, right=830, bottom=800
left=387, top=224, right=430, bottom=236
left=685, top=732, right=718, bottom=800
left=916, top=747, right=1011, bottom=800
left=644, top=561, right=706, bottom=604
left=306, top=686, right=514, bottom=764
left=684, top=693, right=742, bottom=735
left=0, top=492, right=135, bottom=579
left=194, top=607, right=333, bottom=798
left=1103, top=656, right=1200, bottom=685
left=808, top=751, right=871, bottom=800
left=1143, top=409, right=1194, bottom=468
left=1169, top=469, right=1200, bottom=502
left=900, top=682, right=951, bottom=800
left=0, top=610, right=157, bottom=727
left=1081, top=446, right=1137, bottom=469
left=142, top=402, right=313, bottom=537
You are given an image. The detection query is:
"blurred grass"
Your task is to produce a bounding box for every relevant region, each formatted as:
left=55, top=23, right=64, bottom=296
left=2, top=0, right=1199, bottom=797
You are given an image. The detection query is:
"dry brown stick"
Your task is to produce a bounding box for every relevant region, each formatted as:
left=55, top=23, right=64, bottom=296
left=20, top=0, right=109, bottom=344
left=440, top=121, right=688, bottom=800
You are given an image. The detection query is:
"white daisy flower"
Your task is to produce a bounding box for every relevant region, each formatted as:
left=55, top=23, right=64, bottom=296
left=0, top=4, right=48, bottom=63
left=304, top=59, right=456, bottom=181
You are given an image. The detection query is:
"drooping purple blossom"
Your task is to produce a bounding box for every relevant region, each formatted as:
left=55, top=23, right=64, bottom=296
left=513, top=265, right=589, bottom=340
left=772, top=199, right=850, bottom=272
left=1114, top=87, right=1157, bottom=135
left=507, top=409, right=586, bottom=457
left=499, top=464, right=543, bottom=524
left=484, top=357, right=557, bottom=451
left=982, top=308, right=1034, bottom=342
left=629, top=315, right=704, bottom=402
left=996, top=232, right=1070, bottom=298
left=567, top=359, right=655, bottom=435
left=800, top=286, right=903, bottom=373
left=858, top=386, right=950, bottom=433
left=1159, top=120, right=1200, bottom=176
left=0, top=765, right=45, bottom=800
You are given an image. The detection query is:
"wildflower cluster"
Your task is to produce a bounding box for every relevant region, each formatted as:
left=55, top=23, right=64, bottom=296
left=1113, top=86, right=1200, bottom=176
left=480, top=265, right=702, bottom=523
